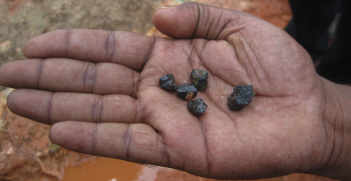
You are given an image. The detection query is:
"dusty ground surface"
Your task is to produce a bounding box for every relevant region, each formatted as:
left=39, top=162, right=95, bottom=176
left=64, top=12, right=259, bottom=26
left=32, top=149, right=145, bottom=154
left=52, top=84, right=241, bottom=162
left=0, top=0, right=164, bottom=72
left=0, top=0, right=339, bottom=180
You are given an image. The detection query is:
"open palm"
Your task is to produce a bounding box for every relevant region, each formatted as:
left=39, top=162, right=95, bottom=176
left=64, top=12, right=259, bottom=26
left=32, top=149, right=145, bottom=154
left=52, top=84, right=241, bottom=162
left=0, top=2, right=332, bottom=180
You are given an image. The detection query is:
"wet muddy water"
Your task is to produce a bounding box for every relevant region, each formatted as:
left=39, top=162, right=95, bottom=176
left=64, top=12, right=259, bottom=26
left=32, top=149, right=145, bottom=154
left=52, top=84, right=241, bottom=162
left=61, top=156, right=338, bottom=181
left=61, top=157, right=160, bottom=181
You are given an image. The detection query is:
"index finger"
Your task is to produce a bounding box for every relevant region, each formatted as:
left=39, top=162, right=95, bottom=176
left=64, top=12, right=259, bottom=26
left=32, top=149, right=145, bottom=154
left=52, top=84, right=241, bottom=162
left=23, top=29, right=155, bottom=71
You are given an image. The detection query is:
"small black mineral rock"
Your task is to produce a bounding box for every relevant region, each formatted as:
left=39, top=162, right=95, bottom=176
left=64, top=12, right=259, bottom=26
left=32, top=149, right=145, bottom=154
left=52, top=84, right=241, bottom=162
left=159, top=74, right=177, bottom=92
left=227, top=85, right=255, bottom=111
left=177, top=84, right=198, bottom=100
left=188, top=98, right=208, bottom=116
left=190, top=69, right=208, bottom=91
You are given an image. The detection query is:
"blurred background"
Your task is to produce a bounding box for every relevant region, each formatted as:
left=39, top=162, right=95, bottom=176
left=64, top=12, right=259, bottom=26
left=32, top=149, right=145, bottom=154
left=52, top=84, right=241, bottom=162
left=0, top=0, right=338, bottom=180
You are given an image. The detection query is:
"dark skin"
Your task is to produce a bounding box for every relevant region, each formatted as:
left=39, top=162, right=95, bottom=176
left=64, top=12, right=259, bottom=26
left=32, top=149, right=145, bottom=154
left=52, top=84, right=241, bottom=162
left=1, top=2, right=351, bottom=180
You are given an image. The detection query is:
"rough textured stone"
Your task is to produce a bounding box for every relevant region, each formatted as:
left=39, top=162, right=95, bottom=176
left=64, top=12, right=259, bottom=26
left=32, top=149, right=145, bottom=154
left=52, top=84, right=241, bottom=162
left=190, top=69, right=208, bottom=91
left=176, top=84, right=197, bottom=100
left=187, top=98, right=208, bottom=116
left=159, top=74, right=177, bottom=92
left=227, top=85, right=255, bottom=111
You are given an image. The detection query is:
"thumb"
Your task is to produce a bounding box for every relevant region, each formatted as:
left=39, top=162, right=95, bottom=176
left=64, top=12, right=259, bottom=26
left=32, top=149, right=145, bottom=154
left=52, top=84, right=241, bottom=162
left=152, top=2, right=253, bottom=40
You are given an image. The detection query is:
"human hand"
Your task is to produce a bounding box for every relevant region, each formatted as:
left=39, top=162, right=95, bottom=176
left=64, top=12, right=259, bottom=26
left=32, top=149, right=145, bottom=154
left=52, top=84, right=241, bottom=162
left=0, top=2, right=348, bottom=180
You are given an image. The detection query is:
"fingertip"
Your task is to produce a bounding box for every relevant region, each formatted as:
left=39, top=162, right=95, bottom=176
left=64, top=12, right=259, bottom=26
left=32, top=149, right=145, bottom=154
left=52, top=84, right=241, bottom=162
left=151, top=7, right=169, bottom=25
left=49, top=122, right=71, bottom=148
left=6, top=89, right=26, bottom=117
left=23, top=34, right=47, bottom=58
left=0, top=60, right=41, bottom=88
left=153, top=2, right=259, bottom=40
left=0, top=63, right=8, bottom=86
left=22, top=38, right=34, bottom=58
left=152, top=3, right=197, bottom=38
left=6, top=89, right=51, bottom=123
left=49, top=121, right=94, bottom=153
left=49, top=122, right=67, bottom=145
left=6, top=89, right=16, bottom=112
left=0, top=62, right=22, bottom=88
left=48, top=123, right=57, bottom=143
left=6, top=89, right=21, bottom=115
left=23, top=30, right=67, bottom=58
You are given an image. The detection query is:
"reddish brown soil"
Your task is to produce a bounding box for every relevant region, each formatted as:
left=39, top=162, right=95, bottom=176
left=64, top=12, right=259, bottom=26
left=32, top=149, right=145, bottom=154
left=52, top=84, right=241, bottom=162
left=198, top=0, right=292, bottom=29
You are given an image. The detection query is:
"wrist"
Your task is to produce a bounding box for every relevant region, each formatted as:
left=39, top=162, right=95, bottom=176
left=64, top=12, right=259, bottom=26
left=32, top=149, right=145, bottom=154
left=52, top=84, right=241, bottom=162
left=315, top=78, right=351, bottom=180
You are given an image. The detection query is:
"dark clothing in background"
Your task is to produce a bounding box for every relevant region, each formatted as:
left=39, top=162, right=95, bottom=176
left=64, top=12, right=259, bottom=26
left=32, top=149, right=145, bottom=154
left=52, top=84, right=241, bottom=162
left=285, top=0, right=351, bottom=84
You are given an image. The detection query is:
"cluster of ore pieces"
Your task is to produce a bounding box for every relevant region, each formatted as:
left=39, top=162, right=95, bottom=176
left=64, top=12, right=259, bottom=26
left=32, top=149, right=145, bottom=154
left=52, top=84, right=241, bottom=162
left=159, top=69, right=255, bottom=116
left=159, top=69, right=209, bottom=116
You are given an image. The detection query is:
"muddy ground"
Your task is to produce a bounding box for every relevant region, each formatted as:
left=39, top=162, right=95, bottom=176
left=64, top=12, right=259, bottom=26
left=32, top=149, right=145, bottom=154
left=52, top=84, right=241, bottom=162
left=0, top=0, right=338, bottom=180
